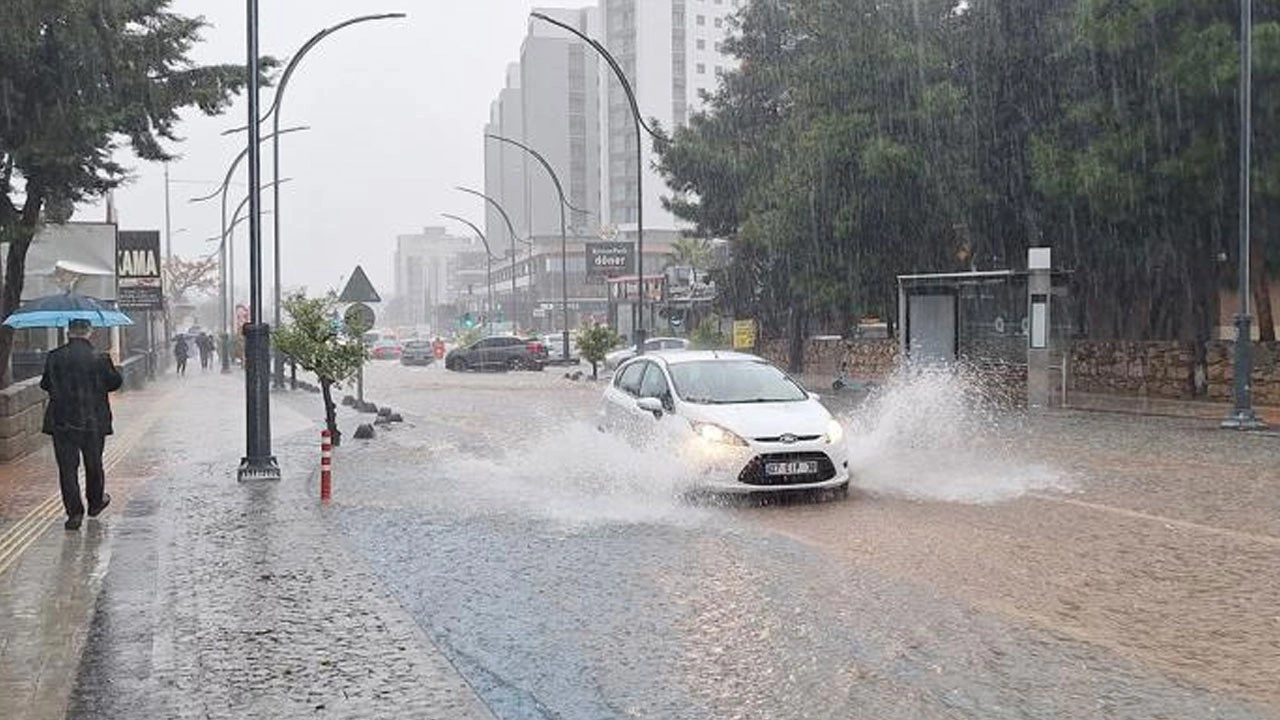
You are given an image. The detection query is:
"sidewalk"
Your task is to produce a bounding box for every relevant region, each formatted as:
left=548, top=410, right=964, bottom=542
left=1064, top=390, right=1278, bottom=425
left=796, top=372, right=1278, bottom=426
left=0, top=372, right=494, bottom=719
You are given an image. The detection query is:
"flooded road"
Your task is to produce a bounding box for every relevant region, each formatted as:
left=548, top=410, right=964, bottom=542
left=320, top=361, right=1280, bottom=719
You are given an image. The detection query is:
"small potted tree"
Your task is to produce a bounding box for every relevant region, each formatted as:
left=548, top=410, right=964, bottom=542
left=273, top=293, right=367, bottom=445
left=576, top=324, right=620, bottom=380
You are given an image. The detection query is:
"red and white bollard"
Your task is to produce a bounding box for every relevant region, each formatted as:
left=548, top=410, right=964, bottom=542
left=320, top=429, right=333, bottom=501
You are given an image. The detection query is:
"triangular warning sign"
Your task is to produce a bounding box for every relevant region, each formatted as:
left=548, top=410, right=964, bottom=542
left=339, top=265, right=381, bottom=303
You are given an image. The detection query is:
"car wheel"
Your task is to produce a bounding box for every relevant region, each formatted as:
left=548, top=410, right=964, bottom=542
left=507, top=357, right=526, bottom=371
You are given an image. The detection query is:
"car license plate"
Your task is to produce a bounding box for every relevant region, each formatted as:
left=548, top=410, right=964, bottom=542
left=764, top=461, right=817, bottom=476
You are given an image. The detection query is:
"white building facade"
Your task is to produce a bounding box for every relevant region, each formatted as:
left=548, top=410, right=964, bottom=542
left=392, top=226, right=480, bottom=332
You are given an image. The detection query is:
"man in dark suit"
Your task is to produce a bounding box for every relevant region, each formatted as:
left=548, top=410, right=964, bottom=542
left=40, top=319, right=123, bottom=530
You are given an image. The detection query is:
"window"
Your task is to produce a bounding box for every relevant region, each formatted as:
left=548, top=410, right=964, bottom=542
left=639, top=363, right=672, bottom=404
left=714, top=18, right=723, bottom=29
left=696, top=63, right=706, bottom=74
left=617, top=362, right=646, bottom=396
left=696, top=15, right=705, bottom=25
left=696, top=39, right=706, bottom=50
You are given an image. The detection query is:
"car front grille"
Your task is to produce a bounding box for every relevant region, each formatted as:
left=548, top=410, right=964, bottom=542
left=738, top=452, right=837, bottom=486
left=753, top=434, right=822, bottom=443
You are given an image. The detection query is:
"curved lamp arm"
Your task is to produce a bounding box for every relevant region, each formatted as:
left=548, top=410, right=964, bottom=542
left=188, top=126, right=310, bottom=203
left=530, top=12, right=664, bottom=141
left=222, top=13, right=408, bottom=134
left=441, top=213, right=499, bottom=259
left=456, top=186, right=520, bottom=253
left=485, top=134, right=592, bottom=218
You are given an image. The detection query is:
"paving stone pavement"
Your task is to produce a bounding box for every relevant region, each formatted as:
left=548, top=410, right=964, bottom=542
left=0, top=373, right=495, bottom=720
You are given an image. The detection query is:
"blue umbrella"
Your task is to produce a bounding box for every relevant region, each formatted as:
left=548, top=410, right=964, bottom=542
left=3, top=291, right=135, bottom=329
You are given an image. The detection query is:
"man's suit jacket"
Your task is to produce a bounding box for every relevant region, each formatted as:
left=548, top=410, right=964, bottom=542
left=40, top=338, right=124, bottom=436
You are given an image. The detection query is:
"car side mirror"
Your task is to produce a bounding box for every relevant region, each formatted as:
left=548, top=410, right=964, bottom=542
left=808, top=392, right=821, bottom=401
left=636, top=397, right=664, bottom=418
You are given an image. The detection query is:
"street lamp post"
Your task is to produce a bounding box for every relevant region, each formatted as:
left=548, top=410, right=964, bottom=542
left=190, top=126, right=308, bottom=374
left=1224, top=0, right=1267, bottom=430
left=486, top=134, right=592, bottom=362
left=442, top=214, right=499, bottom=335
left=260, top=13, right=405, bottom=388
left=237, top=0, right=280, bottom=480
left=531, top=12, right=664, bottom=355
left=457, top=187, right=522, bottom=330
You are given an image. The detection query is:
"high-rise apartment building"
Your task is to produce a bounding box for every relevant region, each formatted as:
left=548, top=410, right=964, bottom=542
left=486, top=0, right=737, bottom=238
left=464, top=0, right=738, bottom=331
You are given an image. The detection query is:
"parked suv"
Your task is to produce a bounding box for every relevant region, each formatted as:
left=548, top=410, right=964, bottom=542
left=445, top=335, right=548, bottom=372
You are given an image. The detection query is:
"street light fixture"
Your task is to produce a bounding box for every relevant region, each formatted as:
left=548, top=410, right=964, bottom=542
left=486, top=133, right=593, bottom=362
left=189, top=125, right=309, bottom=374
left=531, top=11, right=667, bottom=355
left=442, top=214, right=500, bottom=335
left=456, top=187, right=523, bottom=330
left=235, top=12, right=407, bottom=388
left=238, top=0, right=278, bottom=480
left=1223, top=0, right=1267, bottom=430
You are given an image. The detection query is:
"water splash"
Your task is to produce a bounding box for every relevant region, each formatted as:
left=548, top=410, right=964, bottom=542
left=427, top=419, right=713, bottom=528
left=840, top=364, right=1069, bottom=503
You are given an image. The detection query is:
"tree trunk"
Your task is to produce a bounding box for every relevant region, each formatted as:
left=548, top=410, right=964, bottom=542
left=787, top=302, right=805, bottom=374
left=590, top=361, right=599, bottom=380
left=0, top=223, right=38, bottom=386
left=320, top=378, right=341, bottom=447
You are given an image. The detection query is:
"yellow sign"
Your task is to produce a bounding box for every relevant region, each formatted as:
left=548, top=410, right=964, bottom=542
left=732, top=319, right=758, bottom=350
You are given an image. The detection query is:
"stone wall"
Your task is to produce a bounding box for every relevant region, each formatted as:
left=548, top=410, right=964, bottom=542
left=759, top=335, right=1280, bottom=407
left=1069, top=341, right=1280, bottom=406
left=0, top=377, right=46, bottom=462
left=758, top=337, right=900, bottom=378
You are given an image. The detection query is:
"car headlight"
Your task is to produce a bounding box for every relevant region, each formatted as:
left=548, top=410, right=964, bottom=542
left=825, top=419, right=845, bottom=445
left=691, top=422, right=748, bottom=447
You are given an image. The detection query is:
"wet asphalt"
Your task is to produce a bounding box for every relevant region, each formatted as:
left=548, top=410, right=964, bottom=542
left=317, top=361, right=1279, bottom=719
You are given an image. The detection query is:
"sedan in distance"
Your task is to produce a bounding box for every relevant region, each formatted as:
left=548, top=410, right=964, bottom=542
left=604, top=336, right=689, bottom=371
left=370, top=339, right=403, bottom=360
left=399, top=340, right=435, bottom=366
left=601, top=351, right=849, bottom=497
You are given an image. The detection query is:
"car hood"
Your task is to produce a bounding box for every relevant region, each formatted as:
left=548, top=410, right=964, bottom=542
left=679, top=399, right=832, bottom=440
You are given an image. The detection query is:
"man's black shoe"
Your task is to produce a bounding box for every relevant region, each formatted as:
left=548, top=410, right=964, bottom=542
left=87, top=493, right=111, bottom=517
left=65, top=515, right=83, bottom=530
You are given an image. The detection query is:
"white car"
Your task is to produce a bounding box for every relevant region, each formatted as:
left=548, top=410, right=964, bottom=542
left=601, top=351, right=850, bottom=496
left=604, top=336, right=689, bottom=371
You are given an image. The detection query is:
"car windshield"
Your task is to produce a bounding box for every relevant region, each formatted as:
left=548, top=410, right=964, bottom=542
left=668, top=360, right=808, bottom=405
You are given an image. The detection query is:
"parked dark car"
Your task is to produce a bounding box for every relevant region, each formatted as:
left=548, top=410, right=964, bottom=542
left=445, top=335, right=547, bottom=372
left=400, top=340, right=434, bottom=366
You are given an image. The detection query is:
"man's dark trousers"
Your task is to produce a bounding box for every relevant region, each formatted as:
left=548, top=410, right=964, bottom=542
left=52, top=430, right=106, bottom=517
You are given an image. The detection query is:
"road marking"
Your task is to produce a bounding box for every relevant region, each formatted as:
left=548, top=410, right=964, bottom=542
left=1028, top=492, right=1280, bottom=549
left=0, top=403, right=164, bottom=578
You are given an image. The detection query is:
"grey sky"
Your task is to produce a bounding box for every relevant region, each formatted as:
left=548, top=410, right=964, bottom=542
left=100, top=0, right=596, bottom=301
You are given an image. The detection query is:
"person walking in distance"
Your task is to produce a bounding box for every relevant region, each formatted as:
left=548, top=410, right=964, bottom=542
left=40, top=319, right=123, bottom=530
left=196, top=332, right=213, bottom=370
left=173, top=334, right=190, bottom=376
